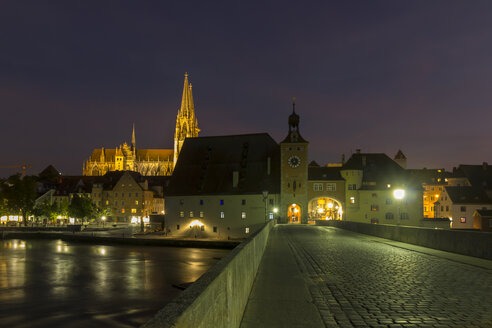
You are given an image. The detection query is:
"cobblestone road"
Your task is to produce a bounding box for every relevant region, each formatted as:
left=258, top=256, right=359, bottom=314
left=285, top=225, right=492, bottom=328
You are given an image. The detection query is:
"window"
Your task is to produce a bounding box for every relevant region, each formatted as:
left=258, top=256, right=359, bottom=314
left=114, top=200, right=118, bottom=206
left=430, top=196, right=434, bottom=201
left=121, top=193, right=124, bottom=197
left=220, top=211, right=225, bottom=219
left=177, top=224, right=180, bottom=230
left=460, top=206, right=466, bottom=212
left=121, top=200, right=125, bottom=206
left=242, top=199, right=246, bottom=205
left=385, top=213, right=394, bottom=220
left=98, top=201, right=101, bottom=206
left=179, top=211, right=184, bottom=218
left=121, top=209, right=125, bottom=213
left=371, top=205, right=379, bottom=211
left=269, top=199, right=274, bottom=205
left=105, top=200, right=109, bottom=205
left=220, top=200, right=224, bottom=205
left=372, top=193, right=377, bottom=198
left=128, top=193, right=131, bottom=197
left=131, top=208, right=136, bottom=213
left=350, top=197, right=355, bottom=204
left=401, top=212, right=409, bottom=220
left=313, top=183, right=323, bottom=191
left=200, top=199, right=204, bottom=205
left=213, top=226, right=217, bottom=233
left=424, top=206, right=427, bottom=212
left=115, top=192, right=118, bottom=197
left=201, top=226, right=204, bottom=231
left=106, top=192, right=109, bottom=198
left=441, top=206, right=444, bottom=211
left=348, top=184, right=355, bottom=190
left=446, top=206, right=449, bottom=211
left=241, top=211, right=246, bottom=219
left=135, top=200, right=139, bottom=205
left=135, top=192, right=138, bottom=197
left=385, top=198, right=392, bottom=205
left=269, top=213, right=274, bottom=220
left=326, top=183, right=336, bottom=191
left=180, top=199, right=184, bottom=205
left=199, top=211, right=204, bottom=218
left=245, top=227, right=250, bottom=233
left=460, top=217, right=466, bottom=223
left=189, top=211, right=194, bottom=217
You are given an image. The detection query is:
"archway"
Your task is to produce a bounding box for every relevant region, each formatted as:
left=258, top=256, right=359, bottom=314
left=287, top=203, right=301, bottom=224
left=308, top=197, right=343, bottom=221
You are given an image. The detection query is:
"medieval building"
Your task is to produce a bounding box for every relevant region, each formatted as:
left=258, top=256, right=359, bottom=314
left=83, top=73, right=199, bottom=176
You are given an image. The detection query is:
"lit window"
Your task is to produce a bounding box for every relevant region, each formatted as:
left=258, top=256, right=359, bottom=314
left=180, top=211, right=184, bottom=218
left=241, top=211, right=246, bottom=219
left=131, top=209, right=136, bottom=213
left=326, top=183, right=336, bottom=191
left=220, top=200, right=224, bottom=205
left=371, top=205, right=378, bottom=211
left=460, top=217, right=466, bottom=223
left=135, top=200, right=138, bottom=205
left=245, top=227, right=250, bottom=234
left=220, top=211, right=225, bottom=219
left=350, top=197, right=355, bottom=204
left=269, top=213, right=274, bottom=220
left=189, top=211, right=194, bottom=217
left=105, top=200, right=109, bottom=205
left=121, top=209, right=125, bottom=213
left=199, top=211, right=204, bottom=218
left=200, top=199, right=204, bottom=205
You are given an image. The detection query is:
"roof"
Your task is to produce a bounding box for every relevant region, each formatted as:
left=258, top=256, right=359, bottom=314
left=342, top=153, right=416, bottom=189
left=452, top=163, right=492, bottom=189
left=475, top=209, right=492, bottom=217
left=308, top=166, right=343, bottom=181
left=407, top=168, right=451, bottom=185
left=166, top=133, right=280, bottom=196
left=444, top=186, right=492, bottom=204
left=394, top=149, right=406, bottom=160
left=89, top=148, right=173, bottom=161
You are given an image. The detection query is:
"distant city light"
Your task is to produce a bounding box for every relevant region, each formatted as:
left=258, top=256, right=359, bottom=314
left=190, top=219, right=204, bottom=227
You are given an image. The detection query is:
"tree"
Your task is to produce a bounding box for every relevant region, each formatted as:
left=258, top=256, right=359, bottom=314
left=1, top=174, right=38, bottom=226
left=68, top=195, right=94, bottom=223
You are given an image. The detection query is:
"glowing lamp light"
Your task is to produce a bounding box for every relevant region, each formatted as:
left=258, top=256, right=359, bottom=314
left=317, top=208, right=324, bottom=214
left=190, top=220, right=204, bottom=227
left=0, top=216, right=7, bottom=222
left=393, top=189, right=405, bottom=200
left=328, top=203, right=334, bottom=209
left=143, top=217, right=150, bottom=224
left=131, top=217, right=138, bottom=224
left=69, top=218, right=75, bottom=224
left=273, top=208, right=278, bottom=213
left=101, top=216, right=106, bottom=221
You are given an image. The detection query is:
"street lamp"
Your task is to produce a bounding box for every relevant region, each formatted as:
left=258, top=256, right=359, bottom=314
left=101, top=216, right=106, bottom=228
left=262, top=190, right=269, bottom=223
left=273, top=207, right=278, bottom=221
left=393, top=189, right=405, bottom=225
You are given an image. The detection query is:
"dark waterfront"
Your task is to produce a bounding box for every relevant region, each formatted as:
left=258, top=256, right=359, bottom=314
left=0, top=239, right=230, bottom=327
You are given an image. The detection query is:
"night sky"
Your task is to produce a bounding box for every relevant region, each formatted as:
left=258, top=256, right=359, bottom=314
left=2, top=1, right=492, bottom=177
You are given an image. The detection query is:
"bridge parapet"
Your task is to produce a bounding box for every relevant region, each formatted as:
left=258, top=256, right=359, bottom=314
left=142, top=220, right=274, bottom=328
left=317, top=220, right=492, bottom=260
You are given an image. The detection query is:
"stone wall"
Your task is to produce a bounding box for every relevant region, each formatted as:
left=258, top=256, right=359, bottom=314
left=317, top=220, right=492, bottom=260
left=142, top=220, right=274, bottom=328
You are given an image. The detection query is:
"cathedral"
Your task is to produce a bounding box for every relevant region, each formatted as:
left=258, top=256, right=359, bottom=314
left=83, top=73, right=199, bottom=176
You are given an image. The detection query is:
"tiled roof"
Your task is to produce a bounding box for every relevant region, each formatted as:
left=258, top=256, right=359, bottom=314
left=308, top=166, right=343, bottom=181
left=475, top=209, right=492, bottom=217
left=165, top=133, right=280, bottom=196
left=445, top=186, right=492, bottom=204
left=452, top=163, right=492, bottom=189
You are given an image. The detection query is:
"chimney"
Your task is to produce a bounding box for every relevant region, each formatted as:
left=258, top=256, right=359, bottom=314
left=233, top=171, right=239, bottom=188
left=356, top=149, right=361, bottom=154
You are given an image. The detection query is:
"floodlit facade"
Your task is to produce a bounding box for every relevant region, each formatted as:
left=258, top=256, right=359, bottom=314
left=83, top=73, right=198, bottom=177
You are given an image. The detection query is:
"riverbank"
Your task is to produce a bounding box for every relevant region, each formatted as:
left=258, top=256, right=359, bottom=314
left=0, top=231, right=241, bottom=249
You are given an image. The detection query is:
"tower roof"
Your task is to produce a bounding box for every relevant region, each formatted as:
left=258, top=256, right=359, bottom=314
left=394, top=149, right=406, bottom=160
left=281, top=99, right=307, bottom=143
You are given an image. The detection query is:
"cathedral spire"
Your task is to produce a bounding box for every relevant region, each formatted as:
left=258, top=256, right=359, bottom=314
left=174, top=73, right=200, bottom=167
left=131, top=123, right=136, bottom=151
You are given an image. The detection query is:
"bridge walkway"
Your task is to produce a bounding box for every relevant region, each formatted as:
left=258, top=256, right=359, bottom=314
left=240, top=224, right=492, bottom=328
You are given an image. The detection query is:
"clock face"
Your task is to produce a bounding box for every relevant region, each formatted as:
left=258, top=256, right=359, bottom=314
left=288, top=155, right=301, bottom=168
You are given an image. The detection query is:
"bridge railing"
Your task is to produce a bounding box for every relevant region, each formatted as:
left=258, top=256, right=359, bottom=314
left=142, top=220, right=275, bottom=328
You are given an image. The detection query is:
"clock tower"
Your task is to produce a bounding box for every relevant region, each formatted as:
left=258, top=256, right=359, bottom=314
left=280, top=100, right=309, bottom=224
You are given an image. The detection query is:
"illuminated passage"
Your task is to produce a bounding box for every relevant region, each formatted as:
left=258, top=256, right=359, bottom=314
left=0, top=239, right=229, bottom=327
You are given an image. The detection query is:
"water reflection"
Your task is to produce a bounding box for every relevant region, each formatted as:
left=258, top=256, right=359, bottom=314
left=0, top=239, right=229, bottom=327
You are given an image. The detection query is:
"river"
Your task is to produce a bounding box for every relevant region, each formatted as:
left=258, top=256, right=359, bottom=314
left=0, top=239, right=230, bottom=327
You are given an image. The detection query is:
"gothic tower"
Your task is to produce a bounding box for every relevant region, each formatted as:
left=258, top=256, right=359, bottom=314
left=280, top=99, right=309, bottom=224
left=174, top=73, right=200, bottom=166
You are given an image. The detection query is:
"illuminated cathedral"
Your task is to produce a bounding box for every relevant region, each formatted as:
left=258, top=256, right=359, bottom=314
left=83, top=73, right=199, bottom=176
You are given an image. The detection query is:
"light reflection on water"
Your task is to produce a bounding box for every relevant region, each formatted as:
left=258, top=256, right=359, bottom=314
left=0, top=239, right=229, bottom=327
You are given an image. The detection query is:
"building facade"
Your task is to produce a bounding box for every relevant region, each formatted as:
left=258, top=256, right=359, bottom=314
left=83, top=73, right=198, bottom=177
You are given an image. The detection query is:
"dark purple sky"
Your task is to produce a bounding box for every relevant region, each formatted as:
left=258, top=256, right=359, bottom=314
left=1, top=1, right=492, bottom=177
